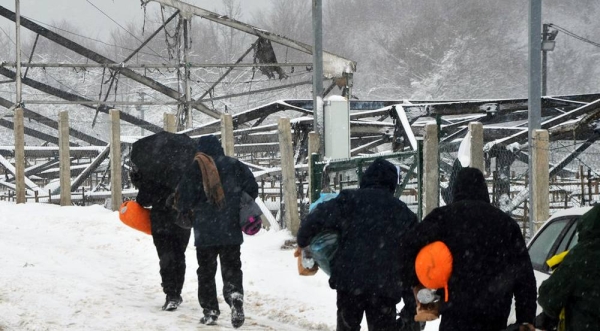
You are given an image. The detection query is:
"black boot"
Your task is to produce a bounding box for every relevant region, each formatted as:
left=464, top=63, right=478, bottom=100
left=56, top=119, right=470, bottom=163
left=162, top=294, right=183, bottom=311
left=230, top=293, right=245, bottom=328
left=199, top=310, right=219, bottom=325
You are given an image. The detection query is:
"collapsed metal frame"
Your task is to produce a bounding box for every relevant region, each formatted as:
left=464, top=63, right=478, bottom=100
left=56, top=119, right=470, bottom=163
left=0, top=1, right=355, bottom=201
left=0, top=4, right=599, bottom=210
left=0, top=93, right=599, bottom=207
left=0, top=2, right=355, bottom=124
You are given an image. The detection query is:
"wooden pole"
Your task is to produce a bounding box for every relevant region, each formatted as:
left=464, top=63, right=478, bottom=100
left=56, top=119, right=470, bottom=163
left=532, top=129, right=549, bottom=232
left=163, top=113, right=177, bottom=133
left=221, top=113, right=234, bottom=157
left=109, top=109, right=122, bottom=211
left=14, top=108, right=26, bottom=203
left=278, top=117, right=300, bottom=235
left=468, top=122, right=484, bottom=174
left=423, top=123, right=439, bottom=215
left=58, top=111, right=71, bottom=206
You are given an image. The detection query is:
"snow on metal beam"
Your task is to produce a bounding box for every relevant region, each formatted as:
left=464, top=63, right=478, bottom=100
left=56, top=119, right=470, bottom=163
left=69, top=146, right=109, bottom=193
left=0, top=153, right=40, bottom=192
left=0, top=96, right=107, bottom=145
left=0, top=6, right=220, bottom=119
left=390, top=106, right=417, bottom=151
left=486, top=98, right=600, bottom=150
left=142, top=0, right=356, bottom=78
left=0, top=146, right=103, bottom=158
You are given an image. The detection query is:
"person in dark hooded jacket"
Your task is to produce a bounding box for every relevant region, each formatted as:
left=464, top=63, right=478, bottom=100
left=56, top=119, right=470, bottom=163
left=173, top=135, right=258, bottom=329
left=132, top=180, right=191, bottom=311
left=130, top=132, right=194, bottom=312
left=537, top=204, right=600, bottom=331
left=297, top=158, right=419, bottom=331
left=400, top=167, right=537, bottom=331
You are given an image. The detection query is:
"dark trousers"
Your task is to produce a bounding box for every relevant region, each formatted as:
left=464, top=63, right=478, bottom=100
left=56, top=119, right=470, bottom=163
left=336, top=290, right=397, bottom=331
left=152, top=222, right=191, bottom=296
left=196, top=245, right=243, bottom=316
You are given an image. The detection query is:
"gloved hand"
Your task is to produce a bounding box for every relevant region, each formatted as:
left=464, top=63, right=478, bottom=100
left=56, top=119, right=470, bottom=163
left=174, top=209, right=193, bottom=229
left=535, top=312, right=558, bottom=331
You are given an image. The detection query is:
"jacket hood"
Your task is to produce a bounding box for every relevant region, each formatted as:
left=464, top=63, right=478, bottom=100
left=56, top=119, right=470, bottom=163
left=451, top=167, right=490, bottom=203
left=197, top=135, right=224, bottom=157
left=359, top=158, right=398, bottom=193
left=577, top=204, right=600, bottom=242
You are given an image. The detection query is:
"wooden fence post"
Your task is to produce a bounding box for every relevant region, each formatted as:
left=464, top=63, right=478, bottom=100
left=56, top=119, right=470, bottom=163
left=59, top=111, right=72, bottom=206
left=423, top=123, right=439, bottom=215
left=109, top=109, right=122, bottom=211
left=221, top=114, right=235, bottom=157
left=278, top=117, right=300, bottom=235
left=14, top=108, right=26, bottom=203
left=468, top=122, right=484, bottom=174
left=532, top=130, right=549, bottom=232
left=163, top=113, right=177, bottom=133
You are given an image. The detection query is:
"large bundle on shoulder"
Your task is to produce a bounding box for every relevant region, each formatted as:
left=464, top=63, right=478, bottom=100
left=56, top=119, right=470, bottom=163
left=295, top=192, right=340, bottom=276
left=124, top=132, right=196, bottom=232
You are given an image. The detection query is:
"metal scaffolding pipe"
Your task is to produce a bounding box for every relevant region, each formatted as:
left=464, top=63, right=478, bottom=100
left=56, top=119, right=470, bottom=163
left=0, top=62, right=313, bottom=69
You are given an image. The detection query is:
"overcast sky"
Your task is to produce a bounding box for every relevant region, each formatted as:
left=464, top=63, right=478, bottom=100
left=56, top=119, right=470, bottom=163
left=1, top=0, right=271, bottom=45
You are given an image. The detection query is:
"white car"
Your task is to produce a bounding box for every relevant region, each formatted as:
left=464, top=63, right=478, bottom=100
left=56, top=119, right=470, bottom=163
left=527, top=206, right=592, bottom=287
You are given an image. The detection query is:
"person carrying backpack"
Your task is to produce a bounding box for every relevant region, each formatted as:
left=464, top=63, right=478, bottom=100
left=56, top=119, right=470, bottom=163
left=173, top=135, right=258, bottom=329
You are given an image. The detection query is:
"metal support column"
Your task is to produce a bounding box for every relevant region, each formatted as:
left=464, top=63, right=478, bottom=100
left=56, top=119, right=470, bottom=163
left=14, top=0, right=22, bottom=106
left=542, top=23, right=549, bottom=96
left=183, top=18, right=192, bottom=129
left=312, top=0, right=324, bottom=154
left=528, top=0, right=542, bottom=236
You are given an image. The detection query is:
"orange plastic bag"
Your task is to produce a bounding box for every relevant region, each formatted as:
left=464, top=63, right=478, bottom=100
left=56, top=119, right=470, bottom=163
left=119, top=201, right=152, bottom=235
left=415, top=241, right=453, bottom=302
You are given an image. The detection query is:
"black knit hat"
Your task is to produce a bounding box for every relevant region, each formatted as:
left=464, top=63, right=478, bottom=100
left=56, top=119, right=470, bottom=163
left=196, top=135, right=224, bottom=156
left=359, top=158, right=398, bottom=193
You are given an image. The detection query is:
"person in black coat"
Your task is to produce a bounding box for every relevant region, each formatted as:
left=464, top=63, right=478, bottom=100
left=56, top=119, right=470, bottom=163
left=297, top=158, right=419, bottom=331
left=130, top=168, right=191, bottom=312
left=401, top=167, right=536, bottom=331
left=173, top=135, right=258, bottom=329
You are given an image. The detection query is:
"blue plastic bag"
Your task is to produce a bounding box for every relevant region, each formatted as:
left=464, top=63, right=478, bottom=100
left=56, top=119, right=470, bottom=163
left=306, top=192, right=340, bottom=276
left=309, top=231, right=339, bottom=276
left=309, top=192, right=338, bottom=213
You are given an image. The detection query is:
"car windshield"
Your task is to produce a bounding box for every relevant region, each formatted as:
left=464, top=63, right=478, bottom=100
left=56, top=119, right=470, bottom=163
left=556, top=219, right=578, bottom=254
left=528, top=218, right=570, bottom=271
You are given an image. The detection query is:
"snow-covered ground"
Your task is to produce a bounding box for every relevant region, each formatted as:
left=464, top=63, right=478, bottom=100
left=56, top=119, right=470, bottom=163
left=0, top=202, right=440, bottom=331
